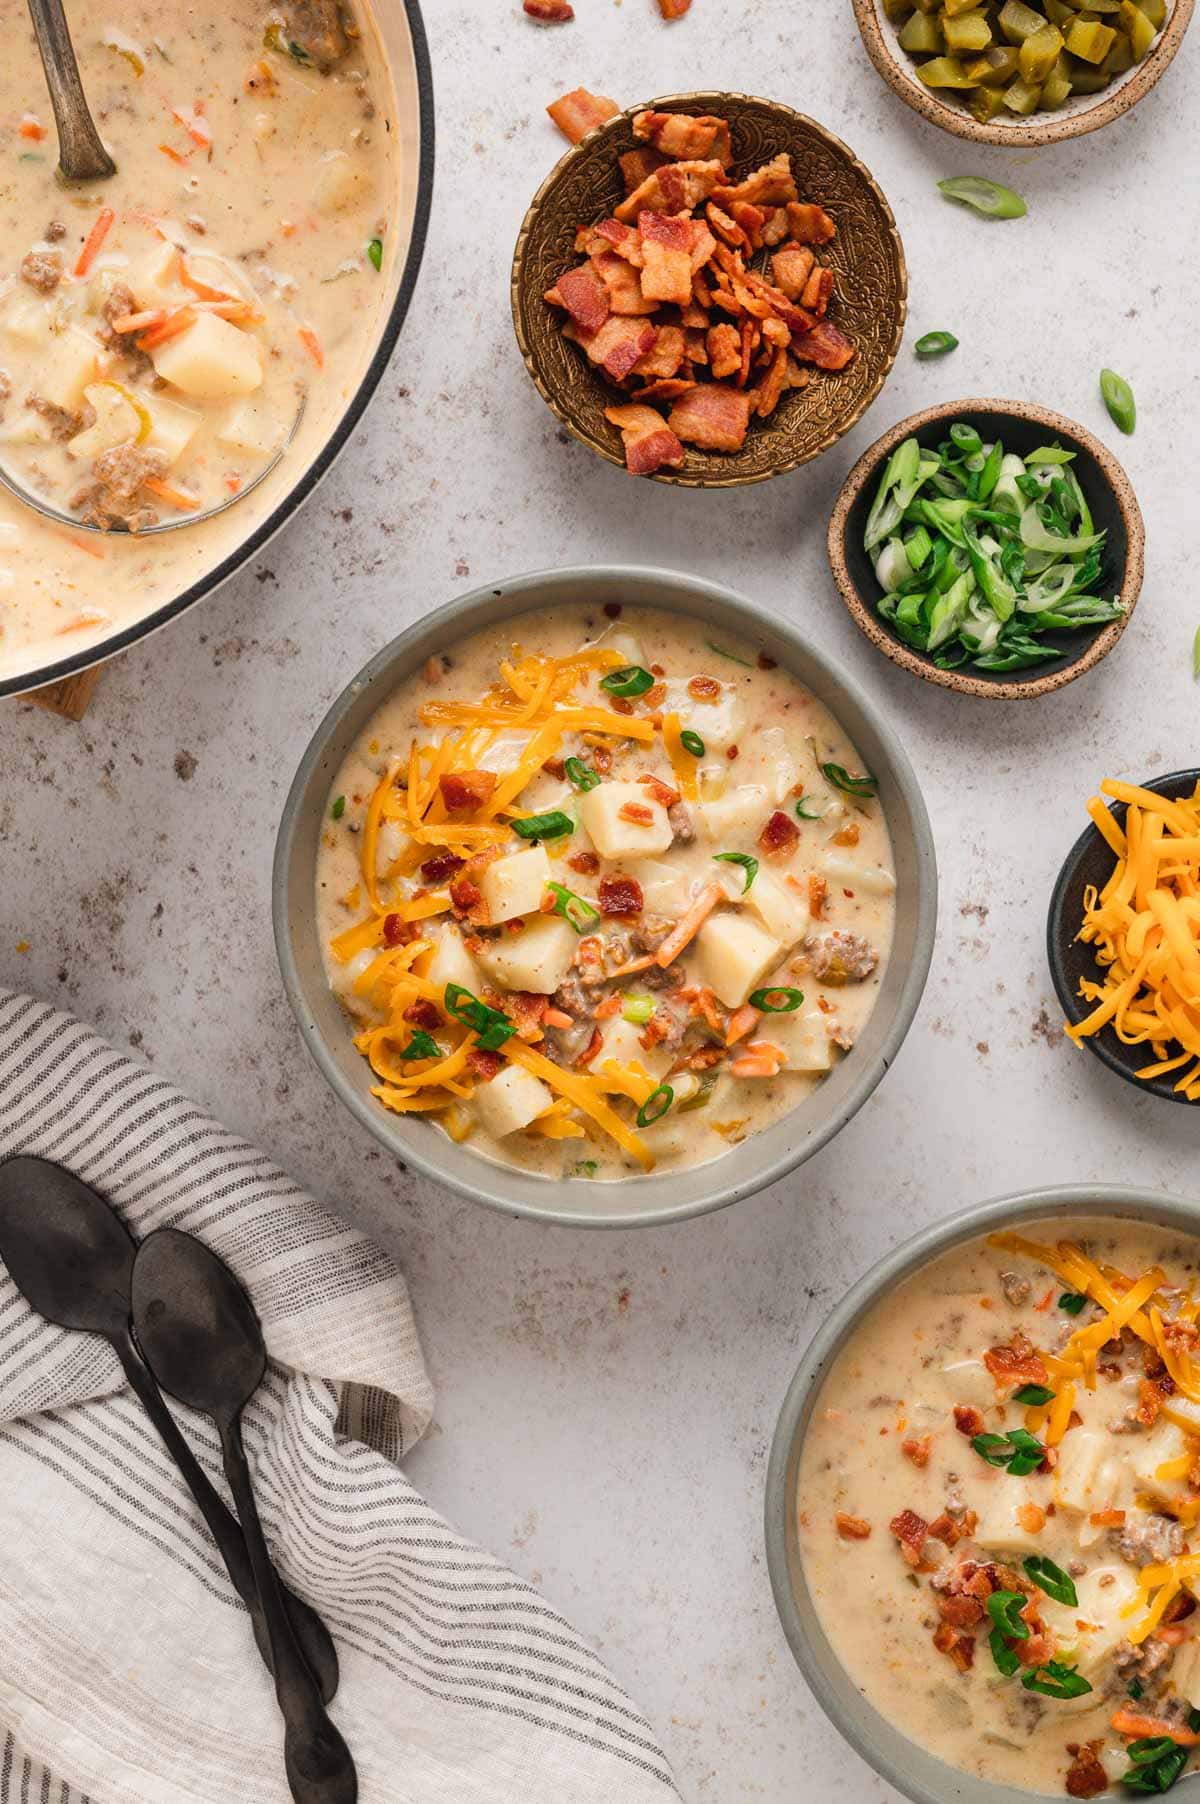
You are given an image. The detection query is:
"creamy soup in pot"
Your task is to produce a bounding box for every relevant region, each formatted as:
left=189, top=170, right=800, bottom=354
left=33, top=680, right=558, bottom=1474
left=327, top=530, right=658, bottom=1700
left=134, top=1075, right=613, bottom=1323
left=798, top=1218, right=1200, bottom=1799
left=0, top=0, right=396, bottom=672
left=315, top=605, right=896, bottom=1179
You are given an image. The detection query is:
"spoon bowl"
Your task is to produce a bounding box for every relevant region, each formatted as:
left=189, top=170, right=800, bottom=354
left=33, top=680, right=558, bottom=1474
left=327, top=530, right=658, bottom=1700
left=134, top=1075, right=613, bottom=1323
left=133, top=1228, right=267, bottom=1418
left=0, top=1155, right=132, bottom=1335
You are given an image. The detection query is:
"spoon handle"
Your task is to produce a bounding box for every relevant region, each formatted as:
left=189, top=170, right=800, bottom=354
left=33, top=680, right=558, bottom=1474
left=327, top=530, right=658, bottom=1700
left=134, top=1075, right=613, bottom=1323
left=114, top=1334, right=340, bottom=1704
left=220, top=1416, right=357, bottom=1804
left=25, top=0, right=116, bottom=183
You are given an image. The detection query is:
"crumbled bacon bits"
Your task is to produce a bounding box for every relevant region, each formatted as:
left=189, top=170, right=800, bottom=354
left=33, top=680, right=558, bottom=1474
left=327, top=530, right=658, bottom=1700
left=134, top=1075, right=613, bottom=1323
left=1064, top=1744, right=1108, bottom=1800
left=440, top=770, right=497, bottom=814
left=900, top=1436, right=931, bottom=1469
left=618, top=801, right=655, bottom=825
left=758, top=809, right=800, bottom=859
left=953, top=1404, right=985, bottom=1437
left=598, top=874, right=644, bottom=916
left=932, top=1621, right=975, bottom=1673
left=543, top=108, right=855, bottom=475
left=888, top=1509, right=928, bottom=1569
left=835, top=1512, right=871, bottom=1540
left=982, top=1334, right=1049, bottom=1391
left=524, top=0, right=573, bottom=19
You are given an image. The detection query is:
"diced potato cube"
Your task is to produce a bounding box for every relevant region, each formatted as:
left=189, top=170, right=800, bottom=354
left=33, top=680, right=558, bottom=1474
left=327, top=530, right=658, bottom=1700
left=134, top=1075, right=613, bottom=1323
left=39, top=327, right=103, bottom=411
left=697, top=784, right=767, bottom=842
left=472, top=1065, right=553, bottom=1139
left=821, top=853, right=896, bottom=896
left=1128, top=1419, right=1191, bottom=1505
left=0, top=409, right=53, bottom=448
left=217, top=397, right=284, bottom=459
left=595, top=626, right=648, bottom=669
left=1039, top=1565, right=1141, bottom=1679
left=624, top=857, right=690, bottom=916
left=423, top=927, right=482, bottom=998
left=130, top=239, right=186, bottom=310
left=477, top=916, right=577, bottom=994
left=755, top=726, right=799, bottom=805
left=766, top=1005, right=833, bottom=1074
left=151, top=312, right=263, bottom=400
left=480, top=845, right=551, bottom=923
left=744, top=869, right=809, bottom=947
left=972, top=1483, right=1055, bottom=1556
left=331, top=947, right=378, bottom=1018
left=315, top=151, right=375, bottom=214
left=141, top=391, right=202, bottom=466
left=2, top=293, right=52, bottom=347
left=1053, top=1429, right=1124, bottom=1516
left=678, top=682, right=744, bottom=752
left=692, top=912, right=783, bottom=1009
left=932, top=1357, right=997, bottom=1412
left=596, top=1013, right=670, bottom=1079
left=67, top=383, right=142, bottom=461
left=1170, top=1636, right=1200, bottom=1709
left=578, top=782, right=672, bottom=859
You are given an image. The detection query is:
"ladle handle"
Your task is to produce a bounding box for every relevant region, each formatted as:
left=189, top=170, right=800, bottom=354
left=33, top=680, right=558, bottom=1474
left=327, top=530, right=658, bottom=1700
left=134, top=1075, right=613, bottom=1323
left=25, top=0, right=116, bottom=183
left=221, top=1417, right=357, bottom=1804
left=114, top=1335, right=340, bottom=1704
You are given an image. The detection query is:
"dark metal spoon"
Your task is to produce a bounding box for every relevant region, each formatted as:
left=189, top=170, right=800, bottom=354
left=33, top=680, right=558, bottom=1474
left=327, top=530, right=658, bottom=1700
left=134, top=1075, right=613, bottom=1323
left=0, top=1157, right=338, bottom=1703
left=132, top=1229, right=357, bottom=1804
left=26, top=0, right=115, bottom=182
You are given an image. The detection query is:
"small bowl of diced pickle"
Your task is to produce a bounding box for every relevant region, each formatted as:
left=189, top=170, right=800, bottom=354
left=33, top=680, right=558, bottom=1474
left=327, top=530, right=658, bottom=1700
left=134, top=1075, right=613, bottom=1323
left=851, top=0, right=1193, bottom=143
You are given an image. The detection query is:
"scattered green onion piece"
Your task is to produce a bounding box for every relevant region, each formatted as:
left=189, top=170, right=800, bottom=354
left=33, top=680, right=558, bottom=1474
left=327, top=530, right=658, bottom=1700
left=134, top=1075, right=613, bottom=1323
left=1100, top=368, right=1136, bottom=436
left=443, top=983, right=515, bottom=1047
left=574, top=1160, right=598, bottom=1178
left=971, top=1428, right=1046, bottom=1475
left=680, top=729, right=706, bottom=757
left=511, top=809, right=574, bottom=841
left=971, top=1432, right=1012, bottom=1469
left=330, top=794, right=346, bottom=820
left=1022, top=1556, right=1077, bottom=1608
left=636, top=1084, right=674, bottom=1128
left=1059, top=1292, right=1087, bottom=1315
left=821, top=762, right=878, bottom=800
left=950, top=423, right=983, bottom=457
left=1121, top=1740, right=1188, bottom=1794
left=367, top=237, right=383, bottom=271
left=564, top=756, right=600, bottom=792
left=914, top=330, right=958, bottom=359
left=599, top=664, right=654, bottom=698
left=622, top=995, right=656, bottom=1025
left=546, top=881, right=600, bottom=934
left=989, top=1629, right=1020, bottom=1678
left=795, top=799, right=825, bottom=821
left=1012, top=1382, right=1055, bottom=1407
left=397, top=1030, right=441, bottom=1062
left=1020, top=1661, right=1092, bottom=1701
left=1128, top=1679, right=1144, bottom=1701
left=706, top=641, right=754, bottom=667
left=713, top=851, right=758, bottom=893
left=937, top=176, right=1027, bottom=220
left=986, top=1591, right=1030, bottom=1643
left=476, top=1022, right=514, bottom=1052
left=748, top=986, right=804, bottom=1013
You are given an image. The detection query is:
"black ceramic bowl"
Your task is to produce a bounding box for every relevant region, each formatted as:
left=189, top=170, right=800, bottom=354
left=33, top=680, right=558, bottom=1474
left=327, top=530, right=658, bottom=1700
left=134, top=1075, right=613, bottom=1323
left=1047, top=769, right=1200, bottom=1104
left=828, top=398, right=1145, bottom=702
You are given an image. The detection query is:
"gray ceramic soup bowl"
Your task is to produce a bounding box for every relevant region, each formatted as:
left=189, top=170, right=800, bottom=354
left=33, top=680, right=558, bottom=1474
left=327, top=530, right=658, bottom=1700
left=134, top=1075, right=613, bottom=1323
left=765, top=1184, right=1200, bottom=1804
left=273, top=565, right=937, bottom=1228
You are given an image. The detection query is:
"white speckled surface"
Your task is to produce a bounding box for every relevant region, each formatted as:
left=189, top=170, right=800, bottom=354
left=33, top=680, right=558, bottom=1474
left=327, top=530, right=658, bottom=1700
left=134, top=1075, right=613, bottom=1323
left=1, top=5, right=1197, bottom=1797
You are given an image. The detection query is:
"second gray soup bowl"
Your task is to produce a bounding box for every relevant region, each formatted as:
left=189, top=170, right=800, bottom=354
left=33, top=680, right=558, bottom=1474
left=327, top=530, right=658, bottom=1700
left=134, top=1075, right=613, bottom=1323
left=765, top=1184, right=1200, bottom=1804
left=273, top=565, right=937, bottom=1228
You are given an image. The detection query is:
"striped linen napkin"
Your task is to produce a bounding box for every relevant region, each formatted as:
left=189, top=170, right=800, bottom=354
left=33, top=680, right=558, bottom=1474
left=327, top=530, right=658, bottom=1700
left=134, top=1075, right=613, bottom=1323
left=0, top=988, right=678, bottom=1804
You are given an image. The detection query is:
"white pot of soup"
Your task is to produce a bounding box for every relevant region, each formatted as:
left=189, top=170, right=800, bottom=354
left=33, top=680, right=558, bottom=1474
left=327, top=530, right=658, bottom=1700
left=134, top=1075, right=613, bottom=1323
left=0, top=0, right=432, bottom=696
left=767, top=1188, right=1200, bottom=1804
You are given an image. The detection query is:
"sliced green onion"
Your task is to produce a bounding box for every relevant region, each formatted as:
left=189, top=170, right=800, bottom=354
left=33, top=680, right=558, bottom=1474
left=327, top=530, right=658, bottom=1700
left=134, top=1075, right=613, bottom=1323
left=622, top=994, right=656, bottom=1025
left=1025, top=445, right=1075, bottom=466
left=1020, top=1662, right=1092, bottom=1701
left=949, top=423, right=983, bottom=457
left=565, top=756, right=600, bottom=791
left=706, top=640, right=755, bottom=667
left=574, top=1159, right=598, bottom=1178
left=600, top=664, right=654, bottom=698
left=971, top=1432, right=1012, bottom=1468
left=821, top=762, right=878, bottom=800
left=546, top=880, right=600, bottom=933
left=795, top=799, right=825, bottom=821
left=397, top=1030, right=441, bottom=1062
left=937, top=176, right=1027, bottom=220
left=511, top=810, right=574, bottom=841
left=989, top=1628, right=1020, bottom=1678
left=1121, top=1740, right=1188, bottom=1794
left=330, top=794, right=346, bottom=820
left=986, top=1591, right=1030, bottom=1643
left=367, top=237, right=383, bottom=271
left=1100, top=367, right=1136, bottom=436
left=1128, top=1679, right=1144, bottom=1702
left=444, top=983, right=515, bottom=1046
left=680, top=729, right=705, bottom=757
left=1012, top=1383, right=1055, bottom=1407
left=914, top=330, right=958, bottom=359
left=1058, top=1292, right=1087, bottom=1315
left=749, top=986, right=803, bottom=1013
left=713, top=851, right=757, bottom=893
left=1022, top=1556, right=1077, bottom=1608
left=636, top=1084, right=674, bottom=1127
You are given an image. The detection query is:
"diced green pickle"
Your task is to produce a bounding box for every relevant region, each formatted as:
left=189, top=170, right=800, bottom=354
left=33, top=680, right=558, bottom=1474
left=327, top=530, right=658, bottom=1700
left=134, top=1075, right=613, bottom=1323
left=1119, top=0, right=1156, bottom=55
left=916, top=52, right=980, bottom=84
left=899, top=9, right=945, bottom=50
left=1002, top=72, right=1043, bottom=109
left=881, top=0, right=911, bottom=20
left=1019, top=21, right=1064, bottom=77
left=968, top=80, right=1010, bottom=118
left=1065, top=58, right=1112, bottom=87
left=966, top=43, right=1022, bottom=79
left=1040, top=54, right=1075, bottom=102
left=944, top=9, right=994, bottom=49
left=911, top=0, right=941, bottom=14
left=998, top=0, right=1048, bottom=41
left=1138, top=0, right=1166, bottom=27
left=1043, top=0, right=1074, bottom=22
left=1065, top=16, right=1117, bottom=57
left=942, top=0, right=983, bottom=14
left=1102, top=26, right=1134, bottom=69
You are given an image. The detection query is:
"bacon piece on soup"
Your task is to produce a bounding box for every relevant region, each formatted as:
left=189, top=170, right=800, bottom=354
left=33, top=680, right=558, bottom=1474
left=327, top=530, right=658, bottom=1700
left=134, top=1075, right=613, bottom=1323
left=932, top=1622, right=976, bottom=1672
left=786, top=201, right=837, bottom=245
left=667, top=384, right=751, bottom=452
left=604, top=404, right=686, bottom=476
left=551, top=263, right=610, bottom=336
left=440, top=771, right=498, bottom=814
left=715, top=153, right=798, bottom=209
left=953, top=1404, right=985, bottom=1437
left=791, top=321, right=856, bottom=371
left=983, top=1335, right=1049, bottom=1391
left=547, top=87, right=618, bottom=143
left=613, top=158, right=724, bottom=225
left=598, top=875, right=644, bottom=916
left=568, top=316, right=658, bottom=381
left=468, top=1047, right=505, bottom=1080
left=889, top=1508, right=929, bottom=1569
left=758, top=809, right=800, bottom=859
left=835, top=1513, right=872, bottom=1540
left=1065, top=1746, right=1108, bottom=1800
left=638, top=211, right=695, bottom=307
left=633, top=109, right=732, bottom=166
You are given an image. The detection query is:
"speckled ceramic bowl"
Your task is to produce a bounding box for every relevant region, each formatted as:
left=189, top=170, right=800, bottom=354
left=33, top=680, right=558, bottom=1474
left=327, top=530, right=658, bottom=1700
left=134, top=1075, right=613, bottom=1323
left=273, top=565, right=938, bottom=1229
left=828, top=398, right=1144, bottom=702
left=511, top=93, right=907, bottom=488
left=1048, top=768, right=1200, bottom=1104
left=852, top=0, right=1194, bottom=147
left=765, top=1183, right=1200, bottom=1804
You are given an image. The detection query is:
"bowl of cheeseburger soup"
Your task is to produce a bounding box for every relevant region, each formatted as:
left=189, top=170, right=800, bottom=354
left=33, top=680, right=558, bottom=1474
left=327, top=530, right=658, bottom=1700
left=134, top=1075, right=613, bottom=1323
left=274, top=565, right=937, bottom=1227
left=0, top=0, right=432, bottom=697
left=767, top=1187, right=1200, bottom=1804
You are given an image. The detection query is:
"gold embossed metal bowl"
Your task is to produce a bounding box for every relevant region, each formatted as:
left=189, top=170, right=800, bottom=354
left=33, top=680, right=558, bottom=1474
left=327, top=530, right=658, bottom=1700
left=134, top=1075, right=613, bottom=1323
left=511, top=93, right=908, bottom=488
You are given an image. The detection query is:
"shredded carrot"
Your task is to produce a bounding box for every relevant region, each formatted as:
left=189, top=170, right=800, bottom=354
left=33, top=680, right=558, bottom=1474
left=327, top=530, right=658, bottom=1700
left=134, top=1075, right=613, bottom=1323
left=223, top=474, right=242, bottom=493
left=543, top=1007, right=573, bottom=1029
left=137, top=306, right=197, bottom=351
left=1110, top=1710, right=1200, bottom=1747
left=67, top=535, right=107, bottom=561
left=655, top=884, right=723, bottom=968
left=18, top=115, right=45, bottom=141
left=171, top=103, right=211, bottom=148
left=297, top=325, right=324, bottom=369
left=159, top=142, right=190, bottom=166
left=725, top=1003, right=760, bottom=1047
left=178, top=254, right=235, bottom=303
left=1089, top=1508, right=1126, bottom=1527
left=595, top=994, right=622, bottom=1021
left=74, top=207, right=115, bottom=277
left=142, top=476, right=200, bottom=511
left=607, top=954, right=655, bottom=979
left=1035, top=1285, right=1055, bottom=1312
left=688, top=986, right=723, bottom=1036
left=729, top=1054, right=776, bottom=1078
left=111, top=309, right=168, bottom=334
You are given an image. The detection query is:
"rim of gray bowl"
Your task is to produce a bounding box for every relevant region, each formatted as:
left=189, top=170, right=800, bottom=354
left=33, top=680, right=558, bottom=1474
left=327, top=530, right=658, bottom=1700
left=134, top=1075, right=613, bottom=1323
left=273, top=564, right=938, bottom=1229
left=764, top=1183, right=1200, bottom=1804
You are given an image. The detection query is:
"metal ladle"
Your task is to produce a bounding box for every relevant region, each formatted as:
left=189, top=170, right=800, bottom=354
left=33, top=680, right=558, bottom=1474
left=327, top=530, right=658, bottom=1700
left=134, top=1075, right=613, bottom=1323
left=0, top=0, right=301, bottom=535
